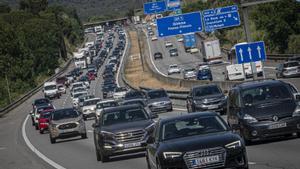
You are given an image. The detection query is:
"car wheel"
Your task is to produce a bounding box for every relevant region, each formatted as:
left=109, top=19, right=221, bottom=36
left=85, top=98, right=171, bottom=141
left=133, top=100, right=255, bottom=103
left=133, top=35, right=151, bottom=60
left=31, top=117, right=35, bottom=126
left=81, top=133, right=87, bottom=139
left=95, top=148, right=101, bottom=161
left=50, top=134, right=56, bottom=144
left=146, top=152, right=151, bottom=169
left=39, top=130, right=44, bottom=134
left=168, top=107, right=173, bottom=112
left=83, top=116, right=87, bottom=121
left=101, top=151, right=109, bottom=162
left=35, top=124, right=39, bottom=130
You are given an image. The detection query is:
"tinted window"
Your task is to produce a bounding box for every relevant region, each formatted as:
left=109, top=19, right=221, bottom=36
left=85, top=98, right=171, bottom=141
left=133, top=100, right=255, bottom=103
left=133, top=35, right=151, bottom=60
left=74, top=92, right=87, bottom=98
left=52, top=109, right=79, bottom=121
left=44, top=85, right=56, bottom=90
left=125, top=91, right=144, bottom=99
left=97, top=102, right=118, bottom=109
left=40, top=111, right=52, bottom=118
left=148, top=90, right=167, bottom=99
left=34, top=99, right=50, bottom=105
left=102, top=108, right=148, bottom=126
left=242, top=84, right=292, bottom=106
left=161, top=116, right=227, bottom=141
left=193, top=86, right=221, bottom=97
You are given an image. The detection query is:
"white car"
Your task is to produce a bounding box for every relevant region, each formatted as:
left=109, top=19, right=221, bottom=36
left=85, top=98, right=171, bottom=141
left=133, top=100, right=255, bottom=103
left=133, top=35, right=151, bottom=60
left=177, top=38, right=184, bottom=42
left=81, top=98, right=101, bottom=120
left=165, top=41, right=173, bottom=48
left=151, top=36, right=158, bottom=41
left=168, top=64, right=181, bottom=75
left=72, top=91, right=88, bottom=108
left=190, top=48, right=199, bottom=54
left=71, top=82, right=86, bottom=91
left=95, top=100, right=118, bottom=120
left=57, top=84, right=66, bottom=94
left=71, top=87, right=87, bottom=97
left=113, top=87, right=128, bottom=100
left=43, top=81, right=60, bottom=99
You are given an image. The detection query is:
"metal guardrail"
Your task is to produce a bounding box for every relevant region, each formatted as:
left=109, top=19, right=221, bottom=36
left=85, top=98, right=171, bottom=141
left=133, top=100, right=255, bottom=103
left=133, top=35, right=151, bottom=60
left=0, top=58, right=73, bottom=117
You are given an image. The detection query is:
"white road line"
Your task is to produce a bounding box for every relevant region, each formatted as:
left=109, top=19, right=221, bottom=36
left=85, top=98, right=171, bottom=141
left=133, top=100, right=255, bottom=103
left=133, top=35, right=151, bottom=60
left=22, top=115, right=66, bottom=169
left=142, top=29, right=168, bottom=77
left=248, top=162, right=257, bottom=165
left=116, top=31, right=129, bottom=87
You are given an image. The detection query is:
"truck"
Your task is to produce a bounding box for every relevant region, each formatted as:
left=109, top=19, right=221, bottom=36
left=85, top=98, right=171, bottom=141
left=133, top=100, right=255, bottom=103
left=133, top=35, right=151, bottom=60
left=43, top=81, right=60, bottom=99
left=183, top=33, right=196, bottom=53
left=225, top=64, right=245, bottom=81
left=201, top=39, right=222, bottom=62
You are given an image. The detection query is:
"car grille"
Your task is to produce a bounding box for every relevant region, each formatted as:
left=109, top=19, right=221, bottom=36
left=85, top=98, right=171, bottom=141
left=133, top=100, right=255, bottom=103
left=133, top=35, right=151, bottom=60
left=203, top=99, right=221, bottom=105
left=115, top=130, right=145, bottom=143
left=58, top=123, right=77, bottom=130
left=183, top=147, right=226, bottom=169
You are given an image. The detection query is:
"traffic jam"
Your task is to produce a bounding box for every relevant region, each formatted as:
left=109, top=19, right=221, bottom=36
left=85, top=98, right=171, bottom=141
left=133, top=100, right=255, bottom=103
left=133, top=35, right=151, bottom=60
left=27, top=2, right=300, bottom=169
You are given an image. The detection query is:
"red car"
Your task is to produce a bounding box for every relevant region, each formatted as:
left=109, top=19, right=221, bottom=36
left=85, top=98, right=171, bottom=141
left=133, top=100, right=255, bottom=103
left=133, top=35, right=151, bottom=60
left=87, top=72, right=96, bottom=81
left=38, top=109, right=54, bottom=134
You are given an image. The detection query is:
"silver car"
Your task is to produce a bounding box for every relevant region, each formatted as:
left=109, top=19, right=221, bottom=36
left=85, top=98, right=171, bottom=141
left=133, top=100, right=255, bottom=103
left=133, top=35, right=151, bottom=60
left=276, top=61, right=300, bottom=78
left=81, top=98, right=101, bottom=120
left=49, top=108, right=86, bottom=144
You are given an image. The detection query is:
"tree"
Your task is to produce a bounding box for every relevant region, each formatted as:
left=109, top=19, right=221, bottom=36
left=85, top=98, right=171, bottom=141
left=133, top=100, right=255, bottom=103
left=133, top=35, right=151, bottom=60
left=0, top=2, right=11, bottom=13
left=19, top=0, right=48, bottom=15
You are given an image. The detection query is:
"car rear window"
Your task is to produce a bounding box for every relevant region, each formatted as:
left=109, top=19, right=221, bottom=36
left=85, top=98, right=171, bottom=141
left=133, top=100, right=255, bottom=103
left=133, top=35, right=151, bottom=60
left=52, top=109, right=79, bottom=121
left=194, top=86, right=221, bottom=97
left=148, top=91, right=168, bottom=99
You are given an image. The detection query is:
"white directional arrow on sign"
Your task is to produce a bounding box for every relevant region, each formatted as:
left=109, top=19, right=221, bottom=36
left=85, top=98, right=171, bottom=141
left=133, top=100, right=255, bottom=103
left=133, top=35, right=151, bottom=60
left=257, top=46, right=261, bottom=59
left=247, top=47, right=252, bottom=60
left=239, top=48, right=244, bottom=62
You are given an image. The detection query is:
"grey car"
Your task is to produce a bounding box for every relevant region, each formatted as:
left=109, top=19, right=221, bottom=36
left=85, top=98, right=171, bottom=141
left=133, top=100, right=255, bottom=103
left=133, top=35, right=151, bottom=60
left=146, top=89, right=173, bottom=112
left=49, top=108, right=87, bottom=144
left=276, top=61, right=300, bottom=78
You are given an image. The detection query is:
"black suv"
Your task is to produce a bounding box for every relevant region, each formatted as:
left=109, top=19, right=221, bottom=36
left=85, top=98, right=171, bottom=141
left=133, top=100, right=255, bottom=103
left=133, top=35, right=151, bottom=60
left=227, top=80, right=300, bottom=144
left=145, top=112, right=248, bottom=169
left=92, top=104, right=157, bottom=162
left=154, top=52, right=163, bottom=60
left=186, top=84, right=227, bottom=114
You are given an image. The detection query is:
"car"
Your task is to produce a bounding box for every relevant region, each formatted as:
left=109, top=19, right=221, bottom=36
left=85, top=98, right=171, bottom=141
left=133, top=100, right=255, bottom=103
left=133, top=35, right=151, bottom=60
left=197, top=67, right=213, bottom=81
left=57, top=84, right=66, bottom=94
left=78, top=94, right=95, bottom=109
left=102, top=83, right=117, bottom=99
left=49, top=108, right=87, bottom=144
left=70, top=82, right=86, bottom=91
left=81, top=98, right=101, bottom=120
left=56, top=76, right=68, bottom=87
left=87, top=72, right=96, bottom=81
left=167, top=64, right=181, bottom=75
left=169, top=48, right=178, bottom=57
left=148, top=31, right=154, bottom=36
left=71, top=87, right=87, bottom=97
left=38, top=109, right=54, bottom=134
left=43, top=81, right=60, bottom=99
left=182, top=68, right=196, bottom=79
left=288, top=55, right=300, bottom=62
left=227, top=79, right=300, bottom=144
left=276, top=61, right=300, bottom=78
left=190, top=47, right=199, bottom=54
left=145, top=112, right=248, bottom=169
left=153, top=52, right=163, bottom=60
left=186, top=84, right=227, bottom=114
left=31, top=104, right=55, bottom=130
left=165, top=41, right=173, bottom=48
left=151, top=36, right=158, bottom=41
left=72, top=91, right=88, bottom=108
left=146, top=89, right=172, bottom=112
left=92, top=104, right=157, bottom=162
left=95, top=100, right=119, bottom=120
left=32, top=98, right=51, bottom=109
left=113, top=87, right=128, bottom=100
left=78, top=75, right=90, bottom=88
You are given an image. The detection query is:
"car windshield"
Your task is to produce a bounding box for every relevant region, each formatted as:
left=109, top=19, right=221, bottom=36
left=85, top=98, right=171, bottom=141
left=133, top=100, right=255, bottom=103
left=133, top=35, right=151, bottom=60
left=40, top=111, right=52, bottom=118
left=37, top=107, right=53, bottom=114
left=115, top=87, right=127, bottom=92
left=52, top=109, right=79, bottom=121
left=34, top=99, right=50, bottom=105
left=184, top=68, right=195, bottom=72
left=242, top=84, right=292, bottom=106
left=123, top=100, right=145, bottom=106
left=73, top=84, right=83, bottom=88
left=148, top=91, right=167, bottom=99
left=125, top=91, right=144, bottom=99
left=170, top=49, right=177, bottom=52
left=102, top=108, right=148, bottom=126
left=96, top=101, right=118, bottom=109
left=194, top=86, right=221, bottom=97
left=74, top=92, right=87, bottom=98
left=162, top=116, right=227, bottom=141
left=44, top=85, right=56, bottom=90
left=83, top=99, right=101, bottom=106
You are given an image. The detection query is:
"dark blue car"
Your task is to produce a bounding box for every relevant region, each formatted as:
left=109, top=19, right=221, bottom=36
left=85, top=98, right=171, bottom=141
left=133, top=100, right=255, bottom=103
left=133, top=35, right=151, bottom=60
left=197, top=68, right=213, bottom=81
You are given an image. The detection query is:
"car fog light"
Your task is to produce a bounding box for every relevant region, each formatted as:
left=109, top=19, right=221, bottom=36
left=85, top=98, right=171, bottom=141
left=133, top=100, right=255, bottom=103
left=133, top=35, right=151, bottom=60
left=104, top=145, right=112, bottom=149
left=117, top=144, right=123, bottom=147
left=251, top=130, right=258, bottom=136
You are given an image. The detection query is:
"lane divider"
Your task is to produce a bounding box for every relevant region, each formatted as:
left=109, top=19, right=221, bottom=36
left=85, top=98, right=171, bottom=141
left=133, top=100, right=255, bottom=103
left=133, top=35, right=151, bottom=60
left=22, top=115, right=66, bottom=169
left=116, top=31, right=129, bottom=87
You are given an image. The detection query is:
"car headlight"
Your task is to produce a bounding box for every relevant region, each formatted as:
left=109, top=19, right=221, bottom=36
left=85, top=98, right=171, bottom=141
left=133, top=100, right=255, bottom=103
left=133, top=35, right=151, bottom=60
left=225, top=140, right=242, bottom=149
left=145, top=123, right=155, bottom=132
left=101, top=131, right=115, bottom=140
left=193, top=100, right=204, bottom=105
left=243, top=114, right=258, bottom=123
left=293, top=105, right=300, bottom=117
left=163, top=152, right=182, bottom=159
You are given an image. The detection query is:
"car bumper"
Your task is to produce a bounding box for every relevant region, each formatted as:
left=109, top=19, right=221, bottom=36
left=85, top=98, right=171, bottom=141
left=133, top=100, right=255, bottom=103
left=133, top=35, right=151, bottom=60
left=101, top=142, right=146, bottom=156
left=282, top=72, right=300, bottom=78
left=51, top=124, right=86, bottom=138
left=82, top=111, right=96, bottom=118
left=194, top=103, right=227, bottom=112
left=149, top=103, right=172, bottom=112
left=39, top=123, right=49, bottom=131
left=241, top=116, right=300, bottom=141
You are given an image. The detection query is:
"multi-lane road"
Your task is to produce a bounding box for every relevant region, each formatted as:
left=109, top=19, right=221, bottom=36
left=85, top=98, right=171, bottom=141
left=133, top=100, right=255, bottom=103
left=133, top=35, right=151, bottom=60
left=1, top=27, right=300, bottom=169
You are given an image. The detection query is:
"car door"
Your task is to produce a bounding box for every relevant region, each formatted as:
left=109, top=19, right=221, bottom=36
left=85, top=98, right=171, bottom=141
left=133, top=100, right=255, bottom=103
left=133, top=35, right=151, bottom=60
left=147, top=122, right=160, bottom=168
left=186, top=91, right=193, bottom=111
left=227, top=89, right=241, bottom=129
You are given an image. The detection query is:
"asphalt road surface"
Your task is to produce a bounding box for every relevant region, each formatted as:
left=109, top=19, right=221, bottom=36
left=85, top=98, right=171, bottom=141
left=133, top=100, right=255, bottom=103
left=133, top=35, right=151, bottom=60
left=0, top=28, right=300, bottom=169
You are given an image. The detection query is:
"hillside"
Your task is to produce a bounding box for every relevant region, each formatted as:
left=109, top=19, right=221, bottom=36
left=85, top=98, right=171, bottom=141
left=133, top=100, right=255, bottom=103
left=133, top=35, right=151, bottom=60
left=1, top=0, right=143, bottom=21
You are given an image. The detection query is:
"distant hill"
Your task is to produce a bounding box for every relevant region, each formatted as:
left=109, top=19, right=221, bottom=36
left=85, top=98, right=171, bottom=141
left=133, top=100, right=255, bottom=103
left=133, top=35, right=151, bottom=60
left=1, top=0, right=144, bottom=22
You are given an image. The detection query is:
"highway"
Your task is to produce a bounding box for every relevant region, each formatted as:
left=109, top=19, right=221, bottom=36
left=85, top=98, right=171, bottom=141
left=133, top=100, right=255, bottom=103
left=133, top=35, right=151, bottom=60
left=0, top=27, right=300, bottom=169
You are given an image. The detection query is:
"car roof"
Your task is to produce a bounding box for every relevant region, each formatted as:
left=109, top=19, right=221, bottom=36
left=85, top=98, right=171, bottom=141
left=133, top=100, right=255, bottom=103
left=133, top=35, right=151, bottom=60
left=234, top=79, right=286, bottom=90
left=160, top=112, right=218, bottom=124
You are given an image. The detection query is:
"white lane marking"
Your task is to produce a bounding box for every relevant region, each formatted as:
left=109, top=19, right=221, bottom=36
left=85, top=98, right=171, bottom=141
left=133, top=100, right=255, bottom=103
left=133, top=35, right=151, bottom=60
left=116, top=30, right=129, bottom=87
left=0, top=146, right=6, bottom=150
left=143, top=29, right=168, bottom=77
left=173, top=107, right=186, bottom=111
left=62, top=95, right=69, bottom=108
left=87, top=130, right=93, bottom=133
left=248, top=162, right=257, bottom=165
left=22, top=115, right=66, bottom=169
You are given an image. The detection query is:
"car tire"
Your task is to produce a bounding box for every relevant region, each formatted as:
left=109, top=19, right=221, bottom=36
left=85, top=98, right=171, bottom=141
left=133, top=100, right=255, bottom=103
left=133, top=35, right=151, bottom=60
left=31, top=117, right=35, bottom=126
left=83, top=116, right=87, bottom=121
left=156, top=160, right=162, bottom=169
left=168, top=107, right=173, bottom=112
left=39, top=130, right=44, bottom=134
left=101, top=152, right=109, bottom=163
left=50, top=135, right=56, bottom=144
left=35, top=124, right=39, bottom=130
left=96, top=148, right=101, bottom=161
left=81, top=133, right=87, bottom=139
left=297, top=132, right=300, bottom=138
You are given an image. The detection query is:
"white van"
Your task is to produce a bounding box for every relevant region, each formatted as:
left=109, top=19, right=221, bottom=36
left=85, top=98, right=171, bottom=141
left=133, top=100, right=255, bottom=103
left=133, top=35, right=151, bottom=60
left=244, top=61, right=263, bottom=78
left=226, top=64, right=245, bottom=81
left=43, top=81, right=60, bottom=99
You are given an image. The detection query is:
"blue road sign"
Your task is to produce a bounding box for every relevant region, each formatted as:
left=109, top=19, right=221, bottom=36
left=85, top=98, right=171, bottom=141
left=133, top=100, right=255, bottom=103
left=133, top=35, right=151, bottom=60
left=167, top=0, right=181, bottom=11
left=144, top=1, right=166, bottom=15
left=235, top=41, right=266, bottom=64
left=184, top=33, right=196, bottom=48
left=203, top=5, right=241, bottom=32
left=156, top=12, right=203, bottom=37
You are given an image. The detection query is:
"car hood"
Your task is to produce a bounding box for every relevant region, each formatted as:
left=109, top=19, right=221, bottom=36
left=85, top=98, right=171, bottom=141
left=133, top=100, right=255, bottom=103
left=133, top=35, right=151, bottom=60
left=101, top=120, right=153, bottom=133
left=159, top=132, right=240, bottom=153
left=148, top=97, right=170, bottom=104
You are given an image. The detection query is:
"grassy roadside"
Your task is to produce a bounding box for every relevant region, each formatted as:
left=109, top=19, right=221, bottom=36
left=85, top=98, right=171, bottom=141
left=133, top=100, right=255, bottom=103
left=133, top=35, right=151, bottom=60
left=124, top=31, right=187, bottom=91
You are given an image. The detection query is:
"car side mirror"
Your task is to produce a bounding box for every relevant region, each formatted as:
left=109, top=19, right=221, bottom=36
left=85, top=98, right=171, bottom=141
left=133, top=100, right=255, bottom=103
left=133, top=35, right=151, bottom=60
left=294, top=93, right=300, bottom=101
left=92, top=123, right=99, bottom=128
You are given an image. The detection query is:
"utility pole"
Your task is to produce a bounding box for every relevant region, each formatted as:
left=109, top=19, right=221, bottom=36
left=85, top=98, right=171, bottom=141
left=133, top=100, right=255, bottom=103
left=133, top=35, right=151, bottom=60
left=240, top=0, right=281, bottom=80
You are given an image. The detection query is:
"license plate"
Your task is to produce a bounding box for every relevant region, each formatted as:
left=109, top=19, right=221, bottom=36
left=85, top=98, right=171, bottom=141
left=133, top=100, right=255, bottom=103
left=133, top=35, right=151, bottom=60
left=207, top=105, right=218, bottom=110
left=268, top=123, right=287, bottom=129
left=63, top=128, right=75, bottom=133
left=192, top=155, right=220, bottom=166
left=124, top=142, right=141, bottom=148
